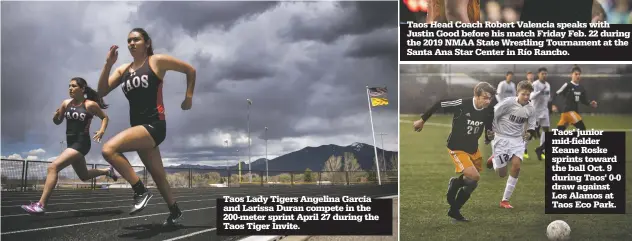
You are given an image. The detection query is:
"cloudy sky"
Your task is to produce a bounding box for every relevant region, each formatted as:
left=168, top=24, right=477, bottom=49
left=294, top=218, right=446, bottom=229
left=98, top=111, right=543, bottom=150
left=1, top=1, right=398, bottom=167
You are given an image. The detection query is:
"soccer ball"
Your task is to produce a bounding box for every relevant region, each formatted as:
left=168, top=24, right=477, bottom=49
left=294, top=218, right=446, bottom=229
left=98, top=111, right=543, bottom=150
left=546, top=220, right=571, bottom=241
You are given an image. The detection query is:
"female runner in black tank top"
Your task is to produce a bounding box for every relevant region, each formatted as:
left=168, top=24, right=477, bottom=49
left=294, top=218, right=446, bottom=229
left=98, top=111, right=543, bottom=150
left=21, top=77, right=119, bottom=215
left=97, top=28, right=196, bottom=226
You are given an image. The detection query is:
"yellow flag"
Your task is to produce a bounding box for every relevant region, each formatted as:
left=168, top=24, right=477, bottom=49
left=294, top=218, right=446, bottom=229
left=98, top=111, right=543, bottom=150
left=371, top=97, right=389, bottom=106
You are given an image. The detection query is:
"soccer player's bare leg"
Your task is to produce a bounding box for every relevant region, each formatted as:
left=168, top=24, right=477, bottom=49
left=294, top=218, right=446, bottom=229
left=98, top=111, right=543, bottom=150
left=497, top=155, right=521, bottom=209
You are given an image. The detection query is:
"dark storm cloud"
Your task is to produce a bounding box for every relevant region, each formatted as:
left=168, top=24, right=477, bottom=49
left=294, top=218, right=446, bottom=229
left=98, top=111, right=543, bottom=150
left=345, top=28, right=398, bottom=61
left=133, top=1, right=280, bottom=34
left=127, top=2, right=279, bottom=54
left=193, top=52, right=212, bottom=69
left=2, top=1, right=399, bottom=166
left=1, top=1, right=147, bottom=162
left=165, top=29, right=398, bottom=149
left=280, top=1, right=398, bottom=43
left=1, top=2, right=94, bottom=145
left=213, top=56, right=277, bottom=81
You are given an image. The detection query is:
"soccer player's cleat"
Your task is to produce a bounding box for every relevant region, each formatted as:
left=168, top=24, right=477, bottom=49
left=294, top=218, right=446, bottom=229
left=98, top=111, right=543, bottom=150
left=486, top=155, right=494, bottom=169
left=448, top=208, right=469, bottom=222
left=107, top=166, right=118, bottom=182
left=535, top=147, right=544, bottom=161
left=21, top=202, right=45, bottom=215
left=500, top=200, right=514, bottom=209
left=523, top=153, right=529, bottom=159
left=130, top=190, right=153, bottom=215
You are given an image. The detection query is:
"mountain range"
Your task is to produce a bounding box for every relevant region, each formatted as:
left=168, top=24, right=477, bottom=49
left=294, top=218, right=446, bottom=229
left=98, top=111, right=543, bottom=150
left=164, top=142, right=397, bottom=174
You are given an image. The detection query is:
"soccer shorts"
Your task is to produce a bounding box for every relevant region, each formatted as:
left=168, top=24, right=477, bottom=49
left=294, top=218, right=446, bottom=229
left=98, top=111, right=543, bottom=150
left=447, top=148, right=482, bottom=173
left=536, top=110, right=550, bottom=128
left=557, top=111, right=582, bottom=127
left=491, top=136, right=525, bottom=169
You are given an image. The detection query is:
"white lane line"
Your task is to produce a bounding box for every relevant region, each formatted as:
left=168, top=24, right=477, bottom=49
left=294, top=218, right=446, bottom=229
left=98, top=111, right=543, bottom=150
left=3, top=189, right=329, bottom=208
left=237, top=236, right=285, bottom=241
left=4, top=194, right=214, bottom=207
left=1, top=190, right=206, bottom=199
left=2, top=193, right=121, bottom=199
left=2, top=198, right=216, bottom=218
left=162, top=228, right=217, bottom=241
left=2, top=191, right=205, bottom=203
left=1, top=186, right=345, bottom=198
left=376, top=195, right=398, bottom=199
left=1, top=206, right=216, bottom=235
left=3, top=195, right=131, bottom=203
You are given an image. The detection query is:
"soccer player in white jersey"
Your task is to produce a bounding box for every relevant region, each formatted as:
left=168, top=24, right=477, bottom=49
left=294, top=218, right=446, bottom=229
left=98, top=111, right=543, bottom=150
left=487, top=72, right=517, bottom=161
left=488, top=81, right=537, bottom=209
left=496, top=71, right=516, bottom=103
left=526, top=71, right=534, bottom=84
left=522, top=70, right=536, bottom=159
left=530, top=68, right=551, bottom=160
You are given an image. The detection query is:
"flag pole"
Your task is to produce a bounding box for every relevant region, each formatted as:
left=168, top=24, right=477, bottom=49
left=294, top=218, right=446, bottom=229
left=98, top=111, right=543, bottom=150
left=366, top=86, right=382, bottom=185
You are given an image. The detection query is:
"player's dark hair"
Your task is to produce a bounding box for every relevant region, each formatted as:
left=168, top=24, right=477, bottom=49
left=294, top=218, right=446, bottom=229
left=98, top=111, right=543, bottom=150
left=474, top=82, right=495, bottom=97
left=538, top=67, right=548, bottom=73
left=506, top=71, right=514, bottom=76
left=130, top=28, right=154, bottom=56
left=517, top=80, right=534, bottom=92
left=71, top=77, right=109, bottom=109
left=592, top=1, right=607, bottom=21
left=571, top=66, right=581, bottom=73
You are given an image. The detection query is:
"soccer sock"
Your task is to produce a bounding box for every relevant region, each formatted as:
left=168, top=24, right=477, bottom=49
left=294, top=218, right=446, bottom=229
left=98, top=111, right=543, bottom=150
left=131, top=179, right=147, bottom=195
left=524, top=142, right=528, bottom=154
left=502, top=175, right=519, bottom=201
left=539, top=129, right=546, bottom=148
left=454, top=178, right=478, bottom=210
left=574, top=121, right=586, bottom=130
left=557, top=125, right=566, bottom=131
left=447, top=175, right=465, bottom=205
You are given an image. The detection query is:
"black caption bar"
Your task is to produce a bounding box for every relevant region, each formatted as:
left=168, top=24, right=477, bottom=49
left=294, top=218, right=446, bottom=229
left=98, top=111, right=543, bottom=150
left=400, top=21, right=632, bottom=61
left=545, top=131, right=626, bottom=214
left=217, top=195, right=393, bottom=235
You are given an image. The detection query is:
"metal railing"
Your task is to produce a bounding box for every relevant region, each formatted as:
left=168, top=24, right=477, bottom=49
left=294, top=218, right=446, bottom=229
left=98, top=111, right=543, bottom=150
left=1, top=159, right=398, bottom=191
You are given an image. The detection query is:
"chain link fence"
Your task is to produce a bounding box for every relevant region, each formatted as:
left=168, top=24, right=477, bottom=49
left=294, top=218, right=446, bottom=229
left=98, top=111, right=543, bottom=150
left=1, top=159, right=398, bottom=191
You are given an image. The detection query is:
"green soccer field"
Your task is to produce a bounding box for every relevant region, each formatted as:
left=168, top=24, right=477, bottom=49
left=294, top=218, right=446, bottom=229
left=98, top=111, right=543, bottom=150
left=400, top=114, right=632, bottom=241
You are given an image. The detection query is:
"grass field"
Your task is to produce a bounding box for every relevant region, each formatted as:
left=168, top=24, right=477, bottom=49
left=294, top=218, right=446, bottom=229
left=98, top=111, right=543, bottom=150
left=400, top=114, right=632, bottom=241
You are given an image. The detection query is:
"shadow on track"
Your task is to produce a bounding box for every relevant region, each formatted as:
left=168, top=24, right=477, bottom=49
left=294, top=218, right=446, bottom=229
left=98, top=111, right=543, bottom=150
left=25, top=209, right=125, bottom=221
left=118, top=223, right=214, bottom=239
